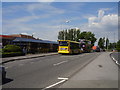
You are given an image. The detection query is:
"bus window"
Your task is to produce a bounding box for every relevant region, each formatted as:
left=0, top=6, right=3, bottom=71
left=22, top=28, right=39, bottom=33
left=70, top=42, right=79, bottom=49
left=59, top=41, right=68, bottom=46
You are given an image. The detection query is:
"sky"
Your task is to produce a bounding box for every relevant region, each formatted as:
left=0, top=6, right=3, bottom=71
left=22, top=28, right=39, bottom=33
left=2, top=2, right=118, bottom=44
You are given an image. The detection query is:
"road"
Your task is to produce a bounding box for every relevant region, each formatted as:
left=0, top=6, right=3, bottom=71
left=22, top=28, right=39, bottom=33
left=2, top=52, right=101, bottom=89
left=111, top=52, right=120, bottom=61
left=111, top=52, right=120, bottom=65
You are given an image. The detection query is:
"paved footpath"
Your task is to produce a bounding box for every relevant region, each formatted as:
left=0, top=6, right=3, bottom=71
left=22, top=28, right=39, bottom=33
left=59, top=52, right=119, bottom=88
left=1, top=52, right=58, bottom=64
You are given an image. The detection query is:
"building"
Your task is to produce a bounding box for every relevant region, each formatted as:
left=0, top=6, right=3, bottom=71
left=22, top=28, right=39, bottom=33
left=0, top=35, right=15, bottom=47
left=12, top=37, right=58, bottom=53
left=9, top=34, right=35, bottom=39
left=1, top=34, right=58, bottom=53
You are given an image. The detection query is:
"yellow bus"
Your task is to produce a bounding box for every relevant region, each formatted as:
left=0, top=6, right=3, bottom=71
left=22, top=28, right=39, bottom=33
left=58, top=40, right=81, bottom=54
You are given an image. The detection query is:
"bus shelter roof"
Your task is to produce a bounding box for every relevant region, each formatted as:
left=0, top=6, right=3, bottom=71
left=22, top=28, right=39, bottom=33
left=13, top=37, right=58, bottom=44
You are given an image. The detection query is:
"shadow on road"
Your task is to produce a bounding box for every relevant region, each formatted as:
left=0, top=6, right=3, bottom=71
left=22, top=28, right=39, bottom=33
left=2, top=78, right=13, bottom=85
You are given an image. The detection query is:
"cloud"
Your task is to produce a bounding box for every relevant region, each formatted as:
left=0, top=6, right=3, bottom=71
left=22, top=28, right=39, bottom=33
left=3, top=3, right=65, bottom=17
left=2, top=2, right=66, bottom=41
left=98, top=10, right=105, bottom=21
left=81, top=9, right=118, bottom=43
left=26, top=3, right=64, bottom=15
left=88, top=17, right=97, bottom=25
left=2, top=3, right=118, bottom=43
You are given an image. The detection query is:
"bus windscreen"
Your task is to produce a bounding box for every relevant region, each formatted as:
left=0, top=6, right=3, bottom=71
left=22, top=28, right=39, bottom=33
left=59, top=41, right=68, bottom=46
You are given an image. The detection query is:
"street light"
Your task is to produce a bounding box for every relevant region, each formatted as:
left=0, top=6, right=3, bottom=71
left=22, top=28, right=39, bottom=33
left=60, top=20, right=70, bottom=31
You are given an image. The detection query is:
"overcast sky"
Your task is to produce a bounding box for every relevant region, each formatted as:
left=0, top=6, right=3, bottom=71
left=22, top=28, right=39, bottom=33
left=2, top=2, right=118, bottom=44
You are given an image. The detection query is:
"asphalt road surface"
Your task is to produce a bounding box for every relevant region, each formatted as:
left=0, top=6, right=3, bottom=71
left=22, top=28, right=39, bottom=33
left=111, top=52, right=120, bottom=65
left=111, top=52, right=120, bottom=61
left=2, top=52, right=101, bottom=89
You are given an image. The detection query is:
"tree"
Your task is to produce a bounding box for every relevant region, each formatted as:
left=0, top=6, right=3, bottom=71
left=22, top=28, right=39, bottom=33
left=98, top=37, right=105, bottom=49
left=105, top=38, right=109, bottom=50
left=108, top=42, right=117, bottom=50
left=76, top=29, right=80, bottom=41
left=58, top=31, right=64, bottom=40
left=73, top=29, right=77, bottom=41
left=98, top=38, right=103, bottom=48
left=79, top=31, right=97, bottom=46
left=58, top=31, right=62, bottom=40
left=58, top=29, right=96, bottom=46
left=64, top=30, right=68, bottom=40
left=116, top=40, right=120, bottom=52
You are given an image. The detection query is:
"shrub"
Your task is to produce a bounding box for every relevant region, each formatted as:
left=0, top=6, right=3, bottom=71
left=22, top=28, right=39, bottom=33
left=2, top=52, right=24, bottom=57
left=3, top=45, right=22, bottom=52
left=2, top=45, right=24, bottom=57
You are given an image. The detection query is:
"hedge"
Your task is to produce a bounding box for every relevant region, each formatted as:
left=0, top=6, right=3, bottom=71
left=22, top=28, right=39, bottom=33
left=2, top=45, right=25, bottom=58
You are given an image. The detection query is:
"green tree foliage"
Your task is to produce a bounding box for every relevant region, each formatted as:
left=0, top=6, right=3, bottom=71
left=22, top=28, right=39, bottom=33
left=79, top=31, right=97, bottom=46
left=58, top=31, right=64, bottom=40
left=65, top=29, right=68, bottom=40
left=58, top=28, right=81, bottom=41
left=116, top=40, right=120, bottom=52
left=108, top=42, right=117, bottom=50
left=98, top=37, right=105, bottom=49
left=76, top=29, right=80, bottom=41
left=105, top=38, right=109, bottom=49
left=58, top=29, right=97, bottom=46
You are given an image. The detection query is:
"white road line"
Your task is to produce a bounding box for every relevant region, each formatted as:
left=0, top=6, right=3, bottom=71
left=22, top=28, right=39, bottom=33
left=53, top=60, right=68, bottom=66
left=116, top=61, right=120, bottom=65
left=58, top=77, right=68, bottom=80
left=42, top=77, right=68, bottom=90
left=111, top=56, right=120, bottom=65
left=112, top=57, right=116, bottom=61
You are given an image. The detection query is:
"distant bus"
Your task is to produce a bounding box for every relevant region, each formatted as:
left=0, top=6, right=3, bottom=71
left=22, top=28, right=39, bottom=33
left=79, top=39, right=92, bottom=53
left=58, top=40, right=81, bottom=54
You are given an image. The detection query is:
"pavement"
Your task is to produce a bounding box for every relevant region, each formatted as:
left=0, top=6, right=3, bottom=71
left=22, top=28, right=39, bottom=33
left=59, top=52, right=119, bottom=88
left=1, top=52, right=58, bottom=64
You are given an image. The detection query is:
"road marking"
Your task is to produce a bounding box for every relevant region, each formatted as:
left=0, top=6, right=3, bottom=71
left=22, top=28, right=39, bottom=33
left=42, top=77, right=68, bottom=90
left=58, top=77, right=68, bottom=80
left=116, top=61, right=120, bottom=65
left=112, top=57, right=116, bottom=61
left=53, top=60, right=68, bottom=66
left=111, top=56, right=120, bottom=65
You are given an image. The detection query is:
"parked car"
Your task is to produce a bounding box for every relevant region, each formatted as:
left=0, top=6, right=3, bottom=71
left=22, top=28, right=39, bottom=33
left=96, top=47, right=100, bottom=52
left=92, top=46, right=100, bottom=52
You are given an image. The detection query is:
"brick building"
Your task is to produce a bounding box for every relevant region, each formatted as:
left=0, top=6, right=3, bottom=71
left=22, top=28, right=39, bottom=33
left=9, top=34, right=35, bottom=39
left=0, top=35, right=15, bottom=47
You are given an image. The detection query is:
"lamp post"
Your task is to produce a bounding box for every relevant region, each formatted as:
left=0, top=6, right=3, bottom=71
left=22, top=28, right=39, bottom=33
left=60, top=20, right=70, bottom=40
left=60, top=20, right=70, bottom=30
